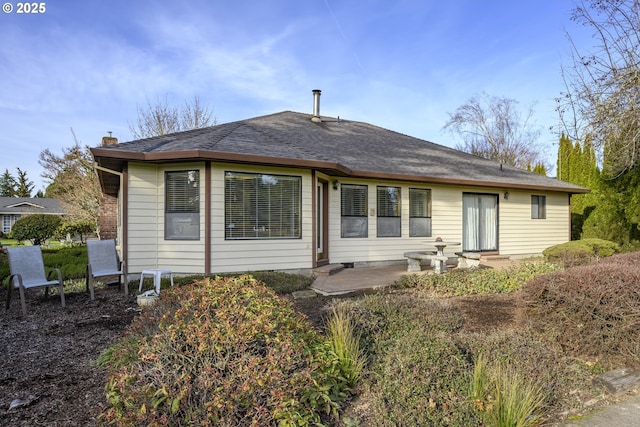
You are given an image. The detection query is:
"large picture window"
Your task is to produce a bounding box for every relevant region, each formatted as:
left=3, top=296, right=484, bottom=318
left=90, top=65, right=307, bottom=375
left=225, top=172, right=301, bottom=239
left=341, top=184, right=368, bottom=238
left=165, top=170, right=200, bottom=240
left=409, top=188, right=432, bottom=237
left=377, top=186, right=401, bottom=237
left=531, top=195, right=546, bottom=219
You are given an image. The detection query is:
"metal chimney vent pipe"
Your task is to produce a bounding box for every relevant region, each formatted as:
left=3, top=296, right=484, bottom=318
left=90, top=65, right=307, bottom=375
left=311, top=89, right=322, bottom=122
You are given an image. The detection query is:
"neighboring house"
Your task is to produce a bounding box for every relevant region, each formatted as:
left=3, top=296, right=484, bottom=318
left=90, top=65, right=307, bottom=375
left=0, top=197, right=65, bottom=234
left=91, top=90, right=588, bottom=276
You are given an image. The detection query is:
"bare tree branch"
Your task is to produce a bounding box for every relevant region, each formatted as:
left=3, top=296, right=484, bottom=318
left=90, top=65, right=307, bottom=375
left=443, top=92, right=544, bottom=169
left=129, top=95, right=217, bottom=139
left=557, top=0, right=640, bottom=178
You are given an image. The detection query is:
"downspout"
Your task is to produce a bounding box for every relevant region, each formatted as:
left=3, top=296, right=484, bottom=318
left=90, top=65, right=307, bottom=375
left=93, top=163, right=126, bottom=265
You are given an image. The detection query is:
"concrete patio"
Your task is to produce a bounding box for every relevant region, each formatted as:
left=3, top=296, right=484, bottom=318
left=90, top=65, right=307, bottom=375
left=310, top=256, right=515, bottom=296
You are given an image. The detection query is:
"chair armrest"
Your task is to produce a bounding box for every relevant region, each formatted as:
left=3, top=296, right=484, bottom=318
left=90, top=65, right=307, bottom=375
left=7, top=273, right=22, bottom=289
left=47, top=268, right=63, bottom=285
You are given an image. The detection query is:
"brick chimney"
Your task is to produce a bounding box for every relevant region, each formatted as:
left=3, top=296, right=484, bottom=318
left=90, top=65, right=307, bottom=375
left=101, top=132, right=118, bottom=146
left=98, top=132, right=118, bottom=240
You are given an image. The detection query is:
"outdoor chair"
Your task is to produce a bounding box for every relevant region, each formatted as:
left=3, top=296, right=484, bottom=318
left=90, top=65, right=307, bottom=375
left=6, top=245, right=66, bottom=316
left=86, top=239, right=128, bottom=300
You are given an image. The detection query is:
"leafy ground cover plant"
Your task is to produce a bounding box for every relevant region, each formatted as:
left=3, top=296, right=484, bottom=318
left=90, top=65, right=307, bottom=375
left=99, top=275, right=351, bottom=426
left=392, top=260, right=559, bottom=296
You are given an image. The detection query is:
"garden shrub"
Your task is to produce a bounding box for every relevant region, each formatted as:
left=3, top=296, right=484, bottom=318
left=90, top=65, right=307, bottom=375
left=393, top=261, right=559, bottom=296
left=521, top=252, right=640, bottom=369
left=11, top=214, right=62, bottom=245
left=542, top=238, right=619, bottom=267
left=99, top=275, right=351, bottom=426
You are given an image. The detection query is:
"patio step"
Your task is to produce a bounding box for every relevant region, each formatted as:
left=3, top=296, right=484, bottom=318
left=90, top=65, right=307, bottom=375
left=481, top=255, right=511, bottom=261
left=313, top=264, right=345, bottom=276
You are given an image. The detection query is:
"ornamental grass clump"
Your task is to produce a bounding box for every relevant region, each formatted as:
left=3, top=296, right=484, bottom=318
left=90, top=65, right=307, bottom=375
left=470, top=354, right=547, bottom=427
left=99, top=275, right=350, bottom=426
left=326, top=305, right=366, bottom=388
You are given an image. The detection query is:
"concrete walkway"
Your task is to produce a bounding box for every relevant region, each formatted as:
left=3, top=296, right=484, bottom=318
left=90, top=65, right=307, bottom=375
left=561, top=392, right=640, bottom=426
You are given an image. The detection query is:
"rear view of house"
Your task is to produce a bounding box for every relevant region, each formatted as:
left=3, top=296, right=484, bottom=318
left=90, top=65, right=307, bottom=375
left=91, top=91, right=587, bottom=276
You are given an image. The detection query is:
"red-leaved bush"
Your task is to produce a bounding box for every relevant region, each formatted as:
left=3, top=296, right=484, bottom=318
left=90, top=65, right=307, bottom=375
left=521, top=252, right=640, bottom=368
left=99, top=275, right=349, bottom=426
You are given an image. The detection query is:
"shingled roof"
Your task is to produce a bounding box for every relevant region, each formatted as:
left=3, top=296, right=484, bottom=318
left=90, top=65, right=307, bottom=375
left=91, top=111, right=588, bottom=194
left=0, top=197, right=64, bottom=215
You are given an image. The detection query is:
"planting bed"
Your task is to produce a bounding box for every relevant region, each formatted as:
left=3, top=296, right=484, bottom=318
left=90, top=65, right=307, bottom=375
left=0, top=283, right=517, bottom=426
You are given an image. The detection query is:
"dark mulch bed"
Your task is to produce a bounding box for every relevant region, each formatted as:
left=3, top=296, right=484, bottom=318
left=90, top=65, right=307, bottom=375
left=0, top=285, right=516, bottom=426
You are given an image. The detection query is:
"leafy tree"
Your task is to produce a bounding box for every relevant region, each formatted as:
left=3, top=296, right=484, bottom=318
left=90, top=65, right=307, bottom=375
left=443, top=92, right=545, bottom=169
left=0, top=169, right=16, bottom=197
left=129, top=95, right=216, bottom=139
left=56, top=219, right=95, bottom=243
left=557, top=134, right=600, bottom=239
left=532, top=162, right=547, bottom=176
left=39, top=130, right=100, bottom=230
left=14, top=168, right=34, bottom=197
left=11, top=214, right=62, bottom=245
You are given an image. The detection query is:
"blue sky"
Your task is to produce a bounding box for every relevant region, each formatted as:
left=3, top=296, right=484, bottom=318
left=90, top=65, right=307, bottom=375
left=0, top=0, right=592, bottom=193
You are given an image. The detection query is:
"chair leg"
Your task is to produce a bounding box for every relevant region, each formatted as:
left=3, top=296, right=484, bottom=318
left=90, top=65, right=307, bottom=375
left=55, top=269, right=65, bottom=308
left=19, top=285, right=27, bottom=316
left=86, top=265, right=95, bottom=301
left=59, top=283, right=66, bottom=308
left=5, top=282, right=11, bottom=311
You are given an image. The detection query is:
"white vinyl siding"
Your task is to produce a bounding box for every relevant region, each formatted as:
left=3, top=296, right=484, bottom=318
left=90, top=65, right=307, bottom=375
left=127, top=163, right=205, bottom=275
left=500, top=191, right=569, bottom=256
left=330, top=180, right=458, bottom=264
left=126, top=163, right=570, bottom=273
left=210, top=164, right=313, bottom=274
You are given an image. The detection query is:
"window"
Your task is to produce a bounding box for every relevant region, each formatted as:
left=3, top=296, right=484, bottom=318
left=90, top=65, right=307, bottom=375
left=409, top=188, right=432, bottom=237
left=531, top=195, right=546, bottom=219
left=165, top=170, right=200, bottom=240
left=341, top=184, right=368, bottom=238
left=377, top=186, right=401, bottom=237
left=225, top=172, right=301, bottom=239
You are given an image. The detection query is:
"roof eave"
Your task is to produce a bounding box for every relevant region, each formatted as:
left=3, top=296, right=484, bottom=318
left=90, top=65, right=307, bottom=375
left=91, top=148, right=589, bottom=194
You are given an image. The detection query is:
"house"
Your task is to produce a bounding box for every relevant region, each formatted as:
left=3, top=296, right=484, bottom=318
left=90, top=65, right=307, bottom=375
left=0, top=197, right=64, bottom=234
left=91, top=90, right=588, bottom=276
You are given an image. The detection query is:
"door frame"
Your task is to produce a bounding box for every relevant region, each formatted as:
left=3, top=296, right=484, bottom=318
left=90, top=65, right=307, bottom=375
left=314, top=177, right=330, bottom=267
left=462, top=192, right=499, bottom=252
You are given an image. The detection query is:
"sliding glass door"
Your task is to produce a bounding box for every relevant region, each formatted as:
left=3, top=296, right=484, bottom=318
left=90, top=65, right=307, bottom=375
left=462, top=193, right=498, bottom=252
